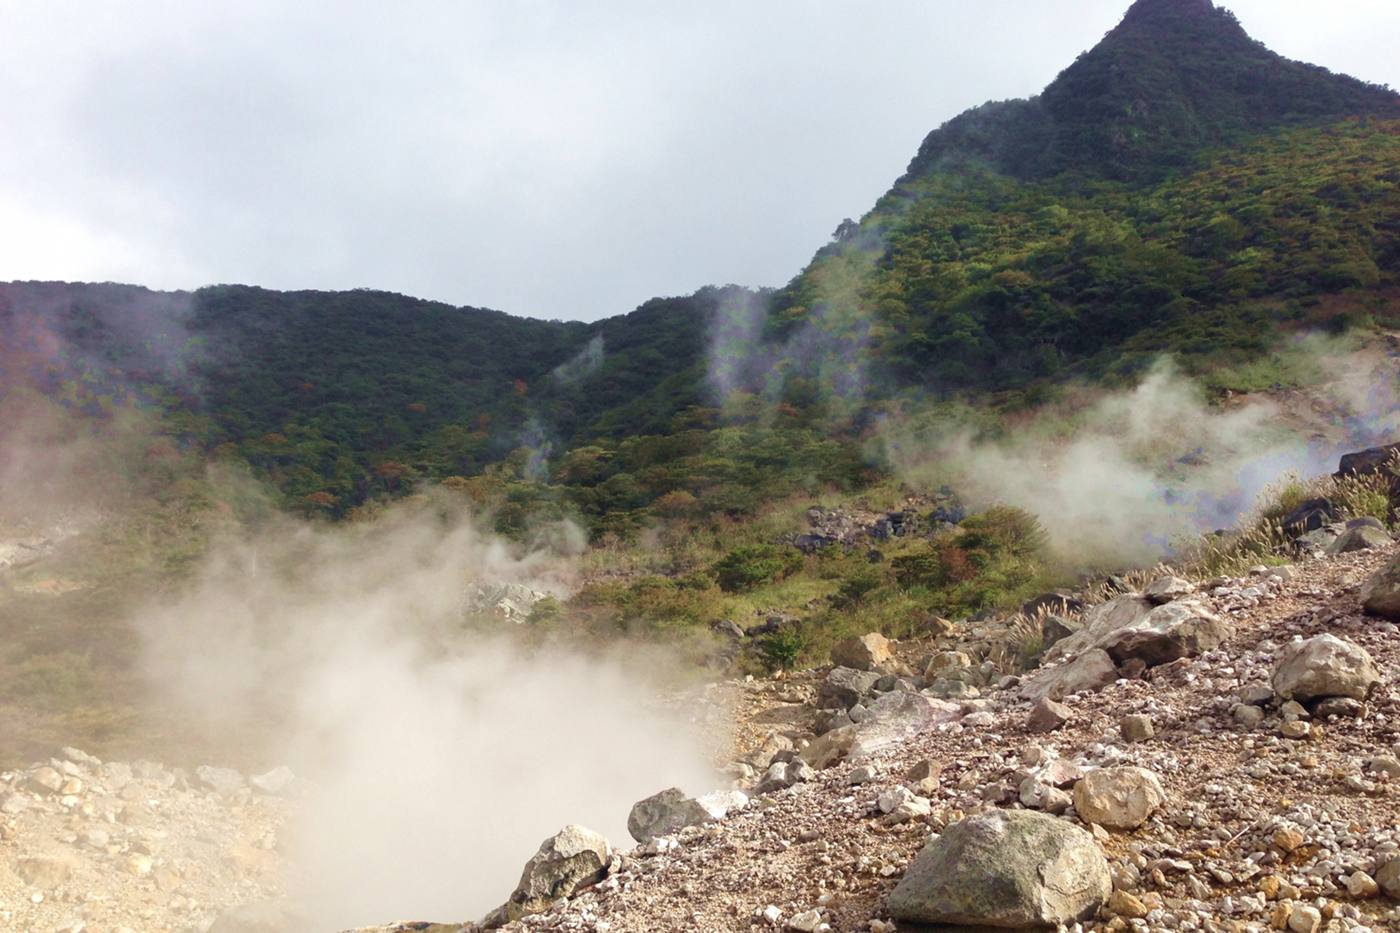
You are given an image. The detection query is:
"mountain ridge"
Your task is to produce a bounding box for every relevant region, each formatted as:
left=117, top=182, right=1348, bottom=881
left=897, top=0, right=1398, bottom=185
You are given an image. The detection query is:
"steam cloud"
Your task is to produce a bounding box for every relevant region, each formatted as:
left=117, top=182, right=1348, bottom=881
left=136, top=496, right=719, bottom=927
left=706, top=279, right=871, bottom=415
left=883, top=344, right=1400, bottom=566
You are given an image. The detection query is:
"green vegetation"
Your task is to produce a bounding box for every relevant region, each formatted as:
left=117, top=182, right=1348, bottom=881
left=3, top=0, right=1399, bottom=685
left=713, top=544, right=804, bottom=593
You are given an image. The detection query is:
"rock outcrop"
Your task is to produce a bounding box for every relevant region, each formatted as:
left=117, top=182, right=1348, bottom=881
left=503, top=825, right=611, bottom=922
left=886, top=810, right=1111, bottom=927
left=1271, top=634, right=1381, bottom=703
left=829, top=633, right=892, bottom=671
left=1361, top=554, right=1400, bottom=618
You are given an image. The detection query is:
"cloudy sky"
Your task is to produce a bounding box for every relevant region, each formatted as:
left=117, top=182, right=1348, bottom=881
left=1, top=1, right=1395, bottom=322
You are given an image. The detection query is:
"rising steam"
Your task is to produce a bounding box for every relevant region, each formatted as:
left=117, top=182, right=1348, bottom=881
left=135, top=495, right=719, bottom=927
left=882, top=345, right=1400, bottom=566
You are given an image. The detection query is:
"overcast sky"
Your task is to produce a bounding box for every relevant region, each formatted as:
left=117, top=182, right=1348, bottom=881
left=1, top=1, right=1395, bottom=322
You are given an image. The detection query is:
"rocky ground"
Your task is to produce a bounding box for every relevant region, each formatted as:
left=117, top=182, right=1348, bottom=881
left=457, top=540, right=1400, bottom=932
left=9, top=523, right=1400, bottom=932
left=0, top=754, right=292, bottom=932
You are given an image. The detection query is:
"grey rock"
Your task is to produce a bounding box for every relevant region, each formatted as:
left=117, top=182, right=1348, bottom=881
left=1328, top=523, right=1391, bottom=555
left=195, top=765, right=245, bottom=796
left=17, top=855, right=75, bottom=888
left=798, top=725, right=856, bottom=770
left=1143, top=576, right=1196, bottom=605
left=1377, top=857, right=1400, bottom=899
left=1120, top=713, right=1154, bottom=743
left=923, top=650, right=972, bottom=681
left=921, top=679, right=979, bottom=700
left=1362, top=554, right=1400, bottom=619
left=24, top=766, right=63, bottom=795
left=1044, top=596, right=1153, bottom=663
left=1040, top=614, right=1080, bottom=652
left=248, top=766, right=296, bottom=796
left=1233, top=704, right=1265, bottom=727
left=818, top=667, right=881, bottom=709
left=1098, top=600, right=1232, bottom=667
left=506, top=825, right=610, bottom=922
left=712, top=619, right=745, bottom=640
left=1314, top=696, right=1364, bottom=718
left=886, top=810, right=1110, bottom=927
left=877, top=785, right=931, bottom=821
left=1272, top=634, right=1381, bottom=702
left=1022, top=592, right=1086, bottom=618
left=1019, top=649, right=1119, bottom=701
left=850, top=691, right=961, bottom=758
left=627, top=788, right=713, bottom=842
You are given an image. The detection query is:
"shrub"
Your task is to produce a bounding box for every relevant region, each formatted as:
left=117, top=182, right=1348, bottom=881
left=760, top=628, right=807, bottom=672
left=713, top=544, right=803, bottom=593
left=957, top=505, right=1049, bottom=561
left=832, top=566, right=885, bottom=607
left=526, top=596, right=562, bottom=627
left=1333, top=471, right=1394, bottom=527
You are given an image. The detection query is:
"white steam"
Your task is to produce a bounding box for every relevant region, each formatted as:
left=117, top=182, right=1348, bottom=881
left=551, top=335, right=605, bottom=385
left=884, top=349, right=1400, bottom=566
left=137, top=497, right=718, bottom=927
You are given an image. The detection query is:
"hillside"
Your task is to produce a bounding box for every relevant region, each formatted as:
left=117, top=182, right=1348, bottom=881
left=4, top=1, right=1400, bottom=931
left=4, top=3, right=1399, bottom=532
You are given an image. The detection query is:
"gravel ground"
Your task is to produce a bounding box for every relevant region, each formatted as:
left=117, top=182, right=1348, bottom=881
left=8, top=546, right=1400, bottom=933
left=485, top=546, right=1400, bottom=932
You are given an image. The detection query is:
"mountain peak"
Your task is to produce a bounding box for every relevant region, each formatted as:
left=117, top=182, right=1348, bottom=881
left=1120, top=0, right=1219, bottom=23
left=1112, top=0, right=1247, bottom=41
left=898, top=0, right=1397, bottom=185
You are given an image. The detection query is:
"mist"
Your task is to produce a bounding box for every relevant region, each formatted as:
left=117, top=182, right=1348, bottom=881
left=881, top=345, right=1400, bottom=567
left=135, top=494, right=719, bottom=927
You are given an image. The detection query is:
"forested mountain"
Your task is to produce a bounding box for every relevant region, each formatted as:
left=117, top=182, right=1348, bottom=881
left=3, top=0, right=1397, bottom=531
left=896, top=0, right=1397, bottom=184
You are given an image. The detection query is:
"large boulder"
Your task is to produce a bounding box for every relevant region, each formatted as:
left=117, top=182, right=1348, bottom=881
left=818, top=666, right=881, bottom=709
left=505, top=825, right=610, bottom=921
left=830, top=632, right=893, bottom=671
left=886, top=810, right=1110, bottom=927
left=799, top=725, right=857, bottom=769
left=1272, top=635, right=1381, bottom=703
left=1281, top=497, right=1340, bottom=536
left=1328, top=522, right=1391, bottom=555
left=1072, top=766, right=1166, bottom=830
left=1336, top=443, right=1400, bottom=482
left=1363, top=555, right=1400, bottom=619
left=1044, top=596, right=1152, bottom=663
left=1019, top=649, right=1119, bottom=702
left=1097, top=600, right=1232, bottom=667
left=627, top=788, right=747, bottom=841
left=627, top=788, right=712, bottom=842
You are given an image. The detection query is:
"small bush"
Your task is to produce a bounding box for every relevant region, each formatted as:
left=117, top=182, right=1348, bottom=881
left=1333, top=471, right=1393, bottom=527
left=713, top=544, right=803, bottom=593
left=525, top=596, right=562, bottom=627
left=832, top=566, right=885, bottom=607
left=760, top=628, right=807, bottom=672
